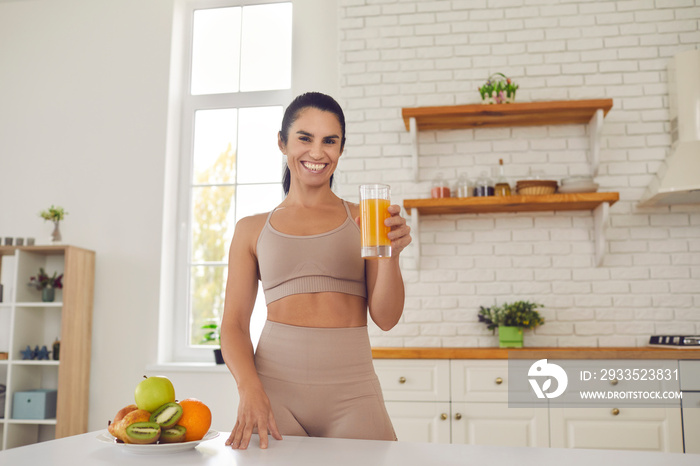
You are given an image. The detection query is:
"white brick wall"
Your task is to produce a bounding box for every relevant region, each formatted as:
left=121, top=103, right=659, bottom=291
left=335, top=0, right=700, bottom=348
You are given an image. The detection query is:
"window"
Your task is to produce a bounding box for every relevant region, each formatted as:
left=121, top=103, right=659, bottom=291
left=170, top=0, right=292, bottom=362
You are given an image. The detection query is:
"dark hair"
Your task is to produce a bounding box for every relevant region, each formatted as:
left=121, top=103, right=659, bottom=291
left=280, top=92, right=346, bottom=195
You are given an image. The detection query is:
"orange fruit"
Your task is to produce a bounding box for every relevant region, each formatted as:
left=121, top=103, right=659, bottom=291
left=176, top=398, right=212, bottom=442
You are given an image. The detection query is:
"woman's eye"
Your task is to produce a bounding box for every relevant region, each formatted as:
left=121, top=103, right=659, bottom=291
left=299, top=136, right=311, bottom=142
left=323, top=138, right=336, bottom=145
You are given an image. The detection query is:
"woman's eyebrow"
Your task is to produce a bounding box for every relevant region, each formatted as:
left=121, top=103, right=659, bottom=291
left=295, top=130, right=340, bottom=140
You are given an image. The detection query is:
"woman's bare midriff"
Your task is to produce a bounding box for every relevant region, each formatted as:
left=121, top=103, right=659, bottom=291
left=266, top=292, right=368, bottom=328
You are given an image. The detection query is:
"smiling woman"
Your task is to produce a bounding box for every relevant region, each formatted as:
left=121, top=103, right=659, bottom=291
left=219, top=92, right=412, bottom=449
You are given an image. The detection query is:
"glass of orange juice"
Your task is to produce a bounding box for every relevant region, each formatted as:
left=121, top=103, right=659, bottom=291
left=359, top=184, right=391, bottom=258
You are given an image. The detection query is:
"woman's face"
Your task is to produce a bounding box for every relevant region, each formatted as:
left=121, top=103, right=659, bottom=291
left=279, top=107, right=344, bottom=190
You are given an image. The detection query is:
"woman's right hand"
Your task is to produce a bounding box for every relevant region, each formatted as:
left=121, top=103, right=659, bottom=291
left=226, top=385, right=282, bottom=449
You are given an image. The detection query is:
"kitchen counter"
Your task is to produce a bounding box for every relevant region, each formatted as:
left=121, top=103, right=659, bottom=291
left=0, top=431, right=698, bottom=466
left=372, top=346, right=700, bottom=360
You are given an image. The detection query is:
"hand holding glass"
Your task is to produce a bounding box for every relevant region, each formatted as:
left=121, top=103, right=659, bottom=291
left=360, top=184, right=391, bottom=258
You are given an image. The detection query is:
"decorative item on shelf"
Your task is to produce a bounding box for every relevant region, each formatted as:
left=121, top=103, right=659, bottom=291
left=0, top=352, right=8, bottom=360
left=20, top=345, right=35, bottom=360
left=3, top=237, right=13, bottom=246
left=201, top=321, right=224, bottom=364
left=37, top=345, right=51, bottom=360
left=478, top=72, right=519, bottom=104
left=28, top=267, right=63, bottom=302
left=456, top=173, right=471, bottom=198
left=52, top=338, right=60, bottom=360
left=478, top=301, right=545, bottom=348
left=431, top=173, right=451, bottom=198
left=40, top=204, right=68, bottom=244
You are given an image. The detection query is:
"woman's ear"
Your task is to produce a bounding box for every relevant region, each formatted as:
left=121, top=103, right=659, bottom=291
left=278, top=131, right=286, bottom=154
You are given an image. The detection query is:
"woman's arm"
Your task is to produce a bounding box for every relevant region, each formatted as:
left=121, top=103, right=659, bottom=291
left=220, top=216, right=281, bottom=450
left=364, top=204, right=412, bottom=331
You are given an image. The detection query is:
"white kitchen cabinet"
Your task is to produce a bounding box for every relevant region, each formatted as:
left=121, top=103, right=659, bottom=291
left=384, top=401, right=451, bottom=444
left=375, top=357, right=686, bottom=452
left=451, top=402, right=550, bottom=447
left=549, top=406, right=683, bottom=453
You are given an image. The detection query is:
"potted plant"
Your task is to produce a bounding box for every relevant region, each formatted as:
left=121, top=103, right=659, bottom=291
left=478, top=72, right=519, bottom=104
left=478, top=301, right=544, bottom=348
left=28, top=267, right=64, bottom=302
left=39, top=205, right=68, bottom=244
left=201, top=321, right=224, bottom=364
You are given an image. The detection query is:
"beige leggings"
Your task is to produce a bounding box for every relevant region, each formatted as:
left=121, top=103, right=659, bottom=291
left=254, top=320, right=396, bottom=441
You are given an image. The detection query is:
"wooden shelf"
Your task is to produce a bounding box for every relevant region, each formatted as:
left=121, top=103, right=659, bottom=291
left=401, top=99, right=613, bottom=131
left=403, top=192, right=619, bottom=215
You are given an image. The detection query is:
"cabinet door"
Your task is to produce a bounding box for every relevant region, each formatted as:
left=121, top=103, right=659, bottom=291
left=450, top=360, right=510, bottom=402
left=373, top=359, right=450, bottom=402
left=384, top=401, right=451, bottom=444
left=451, top=401, right=550, bottom=447
left=549, top=407, right=683, bottom=453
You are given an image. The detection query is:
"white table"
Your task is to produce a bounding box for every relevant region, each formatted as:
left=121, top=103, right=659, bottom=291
left=0, top=431, right=698, bottom=465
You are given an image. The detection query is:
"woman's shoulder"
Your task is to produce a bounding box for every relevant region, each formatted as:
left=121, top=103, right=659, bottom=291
left=343, top=199, right=359, bottom=217
left=234, top=211, right=270, bottom=240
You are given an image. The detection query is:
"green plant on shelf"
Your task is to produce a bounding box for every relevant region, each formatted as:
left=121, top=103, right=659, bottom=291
left=478, top=72, right=519, bottom=104
left=39, top=205, right=68, bottom=222
left=28, top=267, right=63, bottom=291
left=478, top=300, right=544, bottom=333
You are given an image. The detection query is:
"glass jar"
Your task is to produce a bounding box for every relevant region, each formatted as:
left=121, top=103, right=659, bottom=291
left=456, top=173, right=471, bottom=198
left=473, top=172, right=494, bottom=197
left=494, top=159, right=511, bottom=196
left=431, top=173, right=451, bottom=198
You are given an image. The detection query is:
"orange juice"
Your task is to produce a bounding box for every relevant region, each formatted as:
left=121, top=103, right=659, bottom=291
left=360, top=197, right=391, bottom=257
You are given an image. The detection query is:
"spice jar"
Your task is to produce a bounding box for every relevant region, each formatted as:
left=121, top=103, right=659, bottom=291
left=473, top=172, right=494, bottom=197
left=431, top=173, right=451, bottom=198
left=456, top=173, right=471, bottom=198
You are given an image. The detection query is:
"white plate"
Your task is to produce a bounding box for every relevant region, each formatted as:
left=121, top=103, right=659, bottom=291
left=96, top=429, right=219, bottom=454
left=558, top=182, right=599, bottom=193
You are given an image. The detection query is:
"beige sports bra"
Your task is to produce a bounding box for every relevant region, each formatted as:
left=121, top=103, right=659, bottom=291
left=256, top=201, right=368, bottom=305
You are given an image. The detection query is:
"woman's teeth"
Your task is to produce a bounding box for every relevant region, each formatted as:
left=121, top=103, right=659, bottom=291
left=302, top=162, right=326, bottom=171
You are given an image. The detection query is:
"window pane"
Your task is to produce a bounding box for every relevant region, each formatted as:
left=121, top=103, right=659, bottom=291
left=237, top=106, right=284, bottom=184
left=189, top=264, right=227, bottom=346
left=191, top=185, right=236, bottom=263
left=191, top=7, right=241, bottom=95
left=240, top=3, right=292, bottom=92
left=236, top=184, right=283, bottom=221
left=193, top=109, right=237, bottom=184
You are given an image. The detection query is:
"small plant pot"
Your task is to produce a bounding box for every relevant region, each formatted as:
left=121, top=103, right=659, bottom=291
left=42, top=287, right=56, bottom=303
left=213, top=348, right=224, bottom=365
left=498, top=326, right=524, bottom=348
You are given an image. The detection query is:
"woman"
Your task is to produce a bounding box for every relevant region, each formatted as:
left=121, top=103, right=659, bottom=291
left=220, top=92, right=412, bottom=450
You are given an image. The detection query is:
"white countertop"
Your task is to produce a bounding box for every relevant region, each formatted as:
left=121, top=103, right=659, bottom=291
left=1, top=431, right=698, bottom=465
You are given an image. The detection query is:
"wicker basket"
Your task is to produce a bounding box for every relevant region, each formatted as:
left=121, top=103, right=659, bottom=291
left=516, top=180, right=558, bottom=195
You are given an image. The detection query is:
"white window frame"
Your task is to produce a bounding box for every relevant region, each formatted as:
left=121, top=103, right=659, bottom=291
left=160, top=0, right=338, bottom=363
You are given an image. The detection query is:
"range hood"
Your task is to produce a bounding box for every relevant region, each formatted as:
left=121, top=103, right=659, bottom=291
left=639, top=49, right=700, bottom=207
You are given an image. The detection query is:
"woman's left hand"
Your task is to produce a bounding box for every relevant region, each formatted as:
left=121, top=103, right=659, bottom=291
left=385, top=204, right=411, bottom=257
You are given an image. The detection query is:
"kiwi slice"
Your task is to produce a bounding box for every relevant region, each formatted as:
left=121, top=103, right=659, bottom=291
left=125, top=422, right=161, bottom=444
left=159, top=425, right=187, bottom=444
left=149, top=402, right=183, bottom=428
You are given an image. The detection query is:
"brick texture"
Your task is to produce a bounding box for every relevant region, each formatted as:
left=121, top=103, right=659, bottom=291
left=336, top=0, right=700, bottom=347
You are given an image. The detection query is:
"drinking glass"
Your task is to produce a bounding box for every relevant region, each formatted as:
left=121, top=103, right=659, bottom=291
left=359, top=184, right=392, bottom=258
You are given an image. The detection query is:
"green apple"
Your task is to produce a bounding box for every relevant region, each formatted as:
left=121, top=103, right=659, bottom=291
left=134, top=376, right=176, bottom=413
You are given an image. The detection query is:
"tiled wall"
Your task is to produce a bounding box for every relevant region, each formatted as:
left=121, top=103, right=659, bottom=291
left=334, top=0, right=700, bottom=347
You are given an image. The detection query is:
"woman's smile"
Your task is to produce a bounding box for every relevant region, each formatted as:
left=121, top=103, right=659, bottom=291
left=301, top=161, right=328, bottom=173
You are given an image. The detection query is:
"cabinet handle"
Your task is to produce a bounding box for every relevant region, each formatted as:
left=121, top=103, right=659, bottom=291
left=611, top=408, right=620, bottom=416
left=454, top=413, right=462, bottom=420
left=610, top=378, right=618, bottom=386
left=398, top=376, right=406, bottom=384
left=440, top=413, right=448, bottom=420
left=495, top=377, right=503, bottom=385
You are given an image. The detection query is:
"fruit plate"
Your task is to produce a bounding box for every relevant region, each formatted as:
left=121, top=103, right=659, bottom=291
left=96, top=429, right=219, bottom=454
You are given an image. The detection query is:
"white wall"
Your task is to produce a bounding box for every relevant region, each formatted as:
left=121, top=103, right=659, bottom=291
left=333, top=0, right=700, bottom=347
left=0, top=0, right=175, bottom=432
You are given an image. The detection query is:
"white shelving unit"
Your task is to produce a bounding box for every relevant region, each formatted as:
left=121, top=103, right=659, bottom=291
left=0, top=245, right=95, bottom=450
